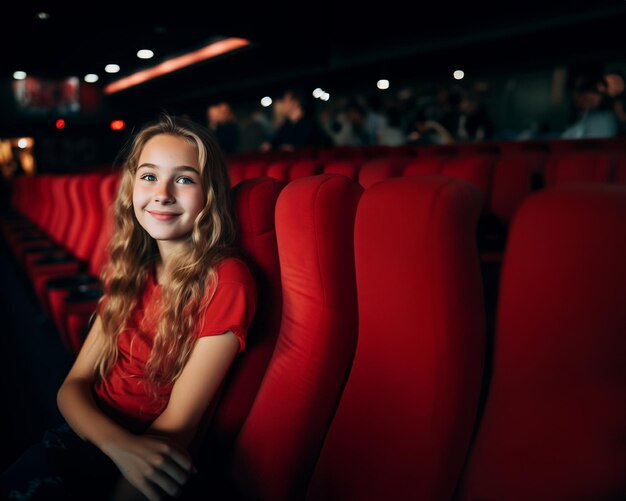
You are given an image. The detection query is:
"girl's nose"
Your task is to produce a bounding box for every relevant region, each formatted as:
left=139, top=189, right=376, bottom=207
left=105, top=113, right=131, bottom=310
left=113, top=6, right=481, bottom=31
left=154, top=182, right=175, bottom=204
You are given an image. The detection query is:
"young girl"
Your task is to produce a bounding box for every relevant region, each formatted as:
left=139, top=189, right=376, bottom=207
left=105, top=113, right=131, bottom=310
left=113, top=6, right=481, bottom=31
left=1, top=114, right=257, bottom=500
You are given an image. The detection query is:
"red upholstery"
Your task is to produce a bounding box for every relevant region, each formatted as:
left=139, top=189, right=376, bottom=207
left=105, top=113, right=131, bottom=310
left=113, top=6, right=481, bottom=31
left=70, top=173, right=105, bottom=262
left=47, top=173, right=120, bottom=351
left=288, top=159, right=323, bottom=181
left=228, top=174, right=363, bottom=500
left=457, top=185, right=626, bottom=501
left=307, top=176, right=485, bottom=500
left=15, top=176, right=72, bottom=266
left=24, top=176, right=85, bottom=299
left=403, top=156, right=447, bottom=177
left=241, top=161, right=267, bottom=181
left=264, top=161, right=292, bottom=182
left=489, top=153, right=538, bottom=225
left=205, top=177, right=285, bottom=451
left=228, top=161, right=248, bottom=186
left=545, top=151, right=613, bottom=187
left=441, top=154, right=497, bottom=210
left=322, top=160, right=361, bottom=181
left=5, top=184, right=52, bottom=258
left=31, top=174, right=106, bottom=309
left=358, top=156, right=411, bottom=189
left=615, top=157, right=626, bottom=185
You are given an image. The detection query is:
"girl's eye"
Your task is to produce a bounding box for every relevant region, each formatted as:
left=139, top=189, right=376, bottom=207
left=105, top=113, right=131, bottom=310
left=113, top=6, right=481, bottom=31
left=140, top=173, right=157, bottom=182
left=176, top=176, right=195, bottom=185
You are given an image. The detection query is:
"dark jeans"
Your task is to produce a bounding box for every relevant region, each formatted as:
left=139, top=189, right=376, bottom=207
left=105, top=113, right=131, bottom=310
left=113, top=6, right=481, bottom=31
left=0, top=422, right=120, bottom=500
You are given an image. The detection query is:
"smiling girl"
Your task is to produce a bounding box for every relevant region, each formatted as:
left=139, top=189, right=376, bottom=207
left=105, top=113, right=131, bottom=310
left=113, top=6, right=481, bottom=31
left=1, top=114, right=257, bottom=500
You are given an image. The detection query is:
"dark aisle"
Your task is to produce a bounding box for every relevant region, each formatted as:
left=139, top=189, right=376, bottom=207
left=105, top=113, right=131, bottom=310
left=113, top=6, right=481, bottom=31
left=0, top=236, right=73, bottom=472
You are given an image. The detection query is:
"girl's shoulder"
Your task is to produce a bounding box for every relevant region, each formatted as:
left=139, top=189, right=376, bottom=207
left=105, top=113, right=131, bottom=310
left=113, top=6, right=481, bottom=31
left=215, top=256, right=255, bottom=287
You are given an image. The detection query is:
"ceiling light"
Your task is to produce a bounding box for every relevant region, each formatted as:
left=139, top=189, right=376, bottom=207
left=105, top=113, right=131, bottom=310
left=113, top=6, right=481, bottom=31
left=377, top=79, right=390, bottom=90
left=261, top=96, right=272, bottom=107
left=105, top=64, right=120, bottom=74
left=106, top=38, right=250, bottom=95
left=13, top=71, right=27, bottom=80
left=453, top=70, right=465, bottom=80
left=36, top=12, right=51, bottom=20
left=137, top=49, right=154, bottom=60
left=84, top=74, right=99, bottom=83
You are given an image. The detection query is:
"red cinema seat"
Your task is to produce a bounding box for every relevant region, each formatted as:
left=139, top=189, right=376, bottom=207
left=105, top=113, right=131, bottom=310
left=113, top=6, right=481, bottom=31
left=456, top=185, right=626, bottom=501
left=478, top=151, right=545, bottom=260
left=23, top=176, right=85, bottom=293
left=13, top=175, right=72, bottom=265
left=489, top=152, right=546, bottom=226
left=46, top=173, right=120, bottom=352
left=615, top=156, right=626, bottom=185
left=287, top=159, right=322, bottom=181
left=402, top=156, right=448, bottom=177
left=264, top=161, right=292, bottom=182
left=545, top=151, right=613, bottom=187
left=226, top=175, right=363, bottom=500
left=357, top=156, right=411, bottom=189
left=31, top=173, right=105, bottom=311
left=241, top=161, right=267, bottom=181
left=203, top=177, right=285, bottom=453
left=306, top=176, right=485, bottom=501
left=440, top=154, right=497, bottom=210
left=322, top=159, right=361, bottom=181
left=228, top=161, right=248, bottom=187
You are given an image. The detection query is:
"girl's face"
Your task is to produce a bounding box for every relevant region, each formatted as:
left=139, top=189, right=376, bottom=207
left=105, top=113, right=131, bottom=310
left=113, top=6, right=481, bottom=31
left=133, top=134, right=205, bottom=249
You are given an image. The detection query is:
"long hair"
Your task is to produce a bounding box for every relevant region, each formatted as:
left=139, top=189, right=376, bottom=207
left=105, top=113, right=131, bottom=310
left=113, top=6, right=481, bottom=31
left=96, top=113, right=236, bottom=395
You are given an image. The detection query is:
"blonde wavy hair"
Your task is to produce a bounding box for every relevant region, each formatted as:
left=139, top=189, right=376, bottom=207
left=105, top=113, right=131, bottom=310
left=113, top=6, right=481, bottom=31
left=96, top=113, right=236, bottom=395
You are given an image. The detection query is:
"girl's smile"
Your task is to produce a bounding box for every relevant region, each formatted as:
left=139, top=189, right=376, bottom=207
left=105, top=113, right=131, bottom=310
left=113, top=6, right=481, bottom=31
left=147, top=210, right=182, bottom=221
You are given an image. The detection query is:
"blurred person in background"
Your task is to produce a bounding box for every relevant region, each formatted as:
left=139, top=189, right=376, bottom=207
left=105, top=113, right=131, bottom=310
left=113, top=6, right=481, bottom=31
left=265, top=89, right=331, bottom=151
left=207, top=102, right=240, bottom=155
left=604, top=71, right=626, bottom=135
left=561, top=72, right=618, bottom=139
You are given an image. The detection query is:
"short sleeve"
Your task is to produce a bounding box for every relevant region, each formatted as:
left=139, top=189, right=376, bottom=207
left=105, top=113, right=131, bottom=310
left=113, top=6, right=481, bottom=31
left=196, top=258, right=257, bottom=353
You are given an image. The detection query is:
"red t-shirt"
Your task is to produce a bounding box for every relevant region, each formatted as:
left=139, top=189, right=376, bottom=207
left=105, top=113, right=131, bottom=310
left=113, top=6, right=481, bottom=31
left=93, top=257, right=257, bottom=432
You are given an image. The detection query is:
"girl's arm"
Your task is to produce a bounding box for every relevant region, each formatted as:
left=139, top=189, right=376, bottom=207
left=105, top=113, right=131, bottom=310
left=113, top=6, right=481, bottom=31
left=57, top=316, right=194, bottom=501
left=111, top=330, right=239, bottom=500
left=146, top=330, right=240, bottom=450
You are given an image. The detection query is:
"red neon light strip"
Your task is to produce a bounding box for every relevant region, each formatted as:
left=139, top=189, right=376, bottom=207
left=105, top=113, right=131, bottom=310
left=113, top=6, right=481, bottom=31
left=104, top=37, right=250, bottom=95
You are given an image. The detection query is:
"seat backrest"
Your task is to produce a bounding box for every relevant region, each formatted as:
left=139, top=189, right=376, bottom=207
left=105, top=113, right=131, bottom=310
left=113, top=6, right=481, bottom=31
left=73, top=173, right=105, bottom=262
left=228, top=174, right=363, bottom=501
left=615, top=156, right=626, bottom=185
left=457, top=184, right=626, bottom=501
left=228, top=161, right=248, bottom=187
left=264, top=160, right=292, bottom=182
left=241, top=160, right=267, bottom=181
left=545, top=151, right=613, bottom=187
left=358, top=156, right=411, bottom=189
left=489, top=153, right=537, bottom=225
left=288, top=159, right=323, bottom=181
left=88, top=172, right=120, bottom=277
left=307, top=176, right=485, bottom=501
left=47, top=175, right=74, bottom=245
left=63, top=175, right=88, bottom=255
left=402, top=156, right=448, bottom=177
left=441, top=154, right=497, bottom=211
left=322, top=159, right=361, bottom=181
left=204, top=177, right=284, bottom=452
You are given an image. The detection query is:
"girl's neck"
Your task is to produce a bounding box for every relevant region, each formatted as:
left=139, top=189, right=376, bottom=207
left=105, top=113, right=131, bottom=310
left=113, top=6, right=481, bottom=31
left=154, top=259, right=164, bottom=285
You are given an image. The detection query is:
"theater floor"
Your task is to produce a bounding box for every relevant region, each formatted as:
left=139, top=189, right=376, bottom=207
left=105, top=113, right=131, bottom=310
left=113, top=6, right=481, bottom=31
left=0, top=237, right=73, bottom=472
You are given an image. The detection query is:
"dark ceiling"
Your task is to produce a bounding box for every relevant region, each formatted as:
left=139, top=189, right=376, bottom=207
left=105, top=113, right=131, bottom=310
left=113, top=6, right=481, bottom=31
left=2, top=1, right=626, bottom=133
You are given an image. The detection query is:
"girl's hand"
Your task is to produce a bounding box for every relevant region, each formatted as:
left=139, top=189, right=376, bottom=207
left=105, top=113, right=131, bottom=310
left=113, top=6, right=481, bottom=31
left=106, top=434, right=195, bottom=500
